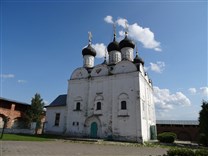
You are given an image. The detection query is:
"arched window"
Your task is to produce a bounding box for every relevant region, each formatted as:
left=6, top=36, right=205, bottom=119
left=118, top=93, right=129, bottom=110
left=118, top=93, right=129, bottom=116
left=96, top=102, right=101, bottom=110
left=74, top=96, right=82, bottom=111
left=94, top=95, right=103, bottom=115
left=54, top=113, right=60, bottom=126
left=76, top=102, right=81, bottom=110
left=121, top=101, right=127, bottom=110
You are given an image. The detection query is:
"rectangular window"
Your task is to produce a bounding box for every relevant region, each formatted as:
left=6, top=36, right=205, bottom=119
left=121, top=101, right=127, bottom=110
left=72, top=122, right=79, bottom=126
left=54, top=113, right=60, bottom=126
left=76, top=102, right=81, bottom=110
left=96, top=102, right=101, bottom=110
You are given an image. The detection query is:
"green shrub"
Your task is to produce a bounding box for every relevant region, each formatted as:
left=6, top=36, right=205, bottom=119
left=198, top=133, right=208, bottom=147
left=195, top=149, right=208, bottom=156
left=157, top=132, right=177, bottom=143
left=167, top=148, right=195, bottom=156
left=165, top=148, right=208, bottom=156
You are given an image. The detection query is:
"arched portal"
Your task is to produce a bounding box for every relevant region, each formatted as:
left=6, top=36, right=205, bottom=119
left=84, top=116, right=101, bottom=138
left=90, top=122, right=98, bottom=138
left=12, top=117, right=27, bottom=129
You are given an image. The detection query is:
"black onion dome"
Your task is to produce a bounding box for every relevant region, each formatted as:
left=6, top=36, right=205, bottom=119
left=134, top=54, right=144, bottom=65
left=107, top=41, right=120, bottom=52
left=119, top=36, right=135, bottom=49
left=82, top=44, right=96, bottom=57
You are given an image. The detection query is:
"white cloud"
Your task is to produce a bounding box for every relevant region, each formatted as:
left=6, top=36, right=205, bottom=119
left=105, top=16, right=162, bottom=51
left=187, top=87, right=208, bottom=97
left=147, top=61, right=165, bottom=73
left=200, top=87, right=208, bottom=96
left=17, top=80, right=27, bottom=83
left=116, top=18, right=128, bottom=28
left=144, top=66, right=149, bottom=72
left=0, top=74, right=15, bottom=78
left=188, top=88, right=197, bottom=94
left=92, top=43, right=107, bottom=58
left=43, top=100, right=49, bottom=105
left=128, top=23, right=161, bottom=51
left=154, top=86, right=191, bottom=112
left=104, top=15, right=114, bottom=24
left=154, top=47, right=162, bottom=52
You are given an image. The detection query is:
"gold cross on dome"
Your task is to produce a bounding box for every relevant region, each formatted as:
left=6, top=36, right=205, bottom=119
left=113, top=23, right=116, bottom=36
left=88, top=31, right=92, bottom=44
left=125, top=20, right=128, bottom=36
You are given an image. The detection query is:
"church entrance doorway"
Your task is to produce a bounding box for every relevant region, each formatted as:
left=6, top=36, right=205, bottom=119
left=90, top=122, right=98, bottom=138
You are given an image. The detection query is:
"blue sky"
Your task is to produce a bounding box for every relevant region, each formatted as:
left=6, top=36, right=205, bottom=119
left=0, top=0, right=207, bottom=120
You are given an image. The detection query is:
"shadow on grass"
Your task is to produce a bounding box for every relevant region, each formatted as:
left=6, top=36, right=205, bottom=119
left=1, top=133, right=65, bottom=141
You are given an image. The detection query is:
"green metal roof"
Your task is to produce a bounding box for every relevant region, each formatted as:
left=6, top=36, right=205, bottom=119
left=156, top=120, right=199, bottom=125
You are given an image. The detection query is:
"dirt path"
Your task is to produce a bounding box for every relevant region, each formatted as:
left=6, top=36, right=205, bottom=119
left=0, top=140, right=167, bottom=156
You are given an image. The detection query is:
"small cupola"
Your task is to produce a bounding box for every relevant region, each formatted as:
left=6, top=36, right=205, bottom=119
left=107, top=24, right=121, bottom=64
left=82, top=32, right=96, bottom=68
left=82, top=44, right=96, bottom=57
left=119, top=30, right=135, bottom=61
left=82, top=32, right=96, bottom=57
left=107, top=35, right=120, bottom=52
left=134, top=48, right=144, bottom=65
left=119, top=35, right=135, bottom=50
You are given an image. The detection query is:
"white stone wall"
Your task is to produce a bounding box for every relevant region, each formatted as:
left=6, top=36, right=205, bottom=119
left=46, top=53, right=156, bottom=142
left=112, top=61, right=137, bottom=74
left=71, top=67, right=89, bottom=80
left=110, top=72, right=143, bottom=141
left=45, top=106, right=66, bottom=133
left=138, top=69, right=155, bottom=141
left=66, top=60, right=156, bottom=142
left=66, top=78, right=88, bottom=136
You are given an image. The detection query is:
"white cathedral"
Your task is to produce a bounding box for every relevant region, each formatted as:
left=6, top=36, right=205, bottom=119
left=45, top=30, right=156, bottom=143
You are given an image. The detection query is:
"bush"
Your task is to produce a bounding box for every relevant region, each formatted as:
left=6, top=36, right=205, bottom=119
left=167, top=148, right=195, bottom=156
left=195, top=149, right=208, bottom=156
left=198, top=133, right=208, bottom=147
left=157, top=132, right=177, bottom=143
left=165, top=148, right=208, bottom=156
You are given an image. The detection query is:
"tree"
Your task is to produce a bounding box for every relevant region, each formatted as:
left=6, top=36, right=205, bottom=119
left=26, top=93, right=44, bottom=134
left=198, top=100, right=208, bottom=146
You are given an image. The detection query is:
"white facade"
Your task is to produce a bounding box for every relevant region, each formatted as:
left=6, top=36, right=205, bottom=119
left=45, top=106, right=66, bottom=134
left=45, top=34, right=156, bottom=143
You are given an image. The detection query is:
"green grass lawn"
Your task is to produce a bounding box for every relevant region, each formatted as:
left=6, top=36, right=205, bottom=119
left=1, top=134, right=57, bottom=141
